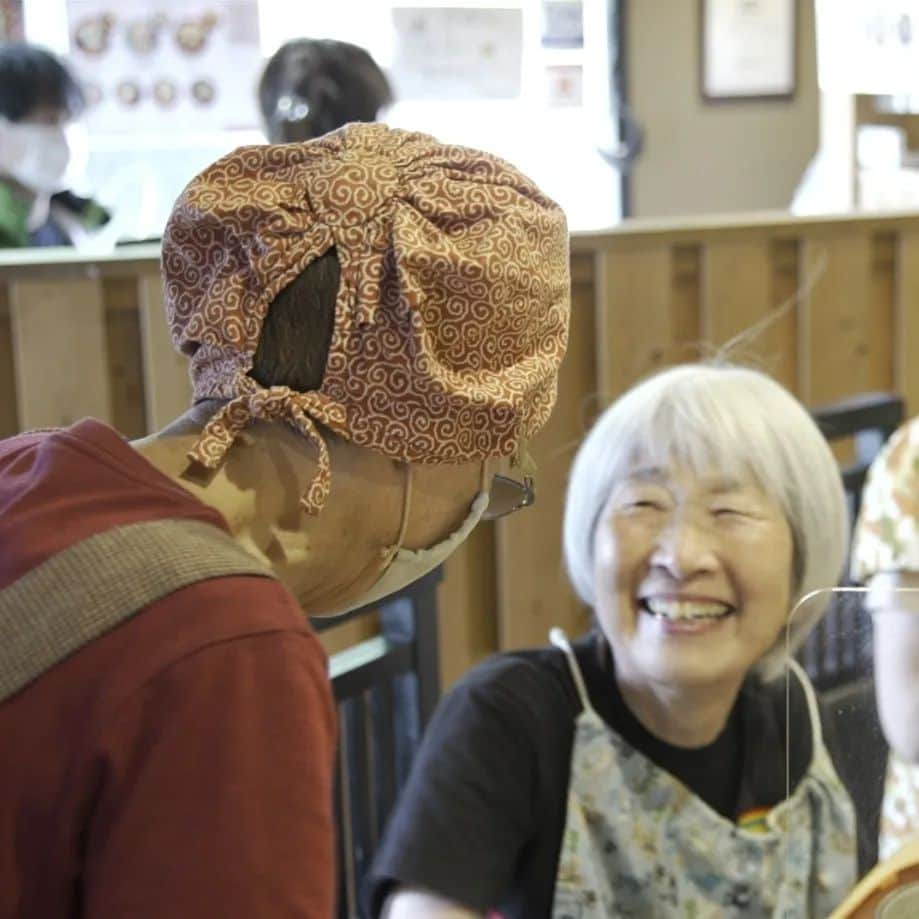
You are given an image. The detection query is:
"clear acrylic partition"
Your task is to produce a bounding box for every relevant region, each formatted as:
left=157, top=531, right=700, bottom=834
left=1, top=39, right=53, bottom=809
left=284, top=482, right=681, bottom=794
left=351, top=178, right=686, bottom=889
left=784, top=586, right=919, bottom=918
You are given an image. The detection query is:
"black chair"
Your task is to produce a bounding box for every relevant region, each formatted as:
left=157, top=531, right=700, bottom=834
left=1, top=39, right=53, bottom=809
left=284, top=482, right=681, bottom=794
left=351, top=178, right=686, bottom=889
left=312, top=566, right=444, bottom=918
left=812, top=392, right=905, bottom=528
left=819, top=677, right=888, bottom=875
left=803, top=392, right=905, bottom=691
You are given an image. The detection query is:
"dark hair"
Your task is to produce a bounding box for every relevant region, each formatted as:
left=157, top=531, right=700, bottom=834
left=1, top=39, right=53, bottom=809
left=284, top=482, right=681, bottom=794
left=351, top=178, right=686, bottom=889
left=258, top=39, right=393, bottom=144
left=0, top=42, right=85, bottom=123
left=250, top=249, right=340, bottom=392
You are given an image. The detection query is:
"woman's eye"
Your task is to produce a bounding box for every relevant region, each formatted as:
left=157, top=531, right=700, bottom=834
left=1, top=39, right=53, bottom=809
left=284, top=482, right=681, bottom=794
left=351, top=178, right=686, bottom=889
left=713, top=507, right=743, bottom=517
left=613, top=485, right=670, bottom=512
left=628, top=499, right=664, bottom=510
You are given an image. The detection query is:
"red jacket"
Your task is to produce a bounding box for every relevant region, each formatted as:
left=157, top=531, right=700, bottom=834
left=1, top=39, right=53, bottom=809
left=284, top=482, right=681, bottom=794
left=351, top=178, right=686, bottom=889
left=0, top=420, right=337, bottom=917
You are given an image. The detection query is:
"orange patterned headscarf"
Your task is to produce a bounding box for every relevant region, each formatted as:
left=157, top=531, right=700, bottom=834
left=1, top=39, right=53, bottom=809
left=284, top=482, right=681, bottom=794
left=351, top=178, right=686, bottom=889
left=162, top=124, right=570, bottom=513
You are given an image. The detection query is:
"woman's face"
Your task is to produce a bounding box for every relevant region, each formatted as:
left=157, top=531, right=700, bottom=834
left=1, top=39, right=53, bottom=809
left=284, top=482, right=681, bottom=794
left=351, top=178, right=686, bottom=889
left=592, top=462, right=795, bottom=690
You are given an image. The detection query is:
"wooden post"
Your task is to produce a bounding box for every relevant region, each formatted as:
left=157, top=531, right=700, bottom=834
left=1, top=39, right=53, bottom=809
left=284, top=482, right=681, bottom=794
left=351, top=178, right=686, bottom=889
left=896, top=229, right=919, bottom=416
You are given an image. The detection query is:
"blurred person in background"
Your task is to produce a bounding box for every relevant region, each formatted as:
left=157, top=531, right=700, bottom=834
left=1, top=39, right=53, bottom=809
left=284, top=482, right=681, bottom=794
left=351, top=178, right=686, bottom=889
left=0, top=42, right=108, bottom=248
left=258, top=38, right=393, bottom=143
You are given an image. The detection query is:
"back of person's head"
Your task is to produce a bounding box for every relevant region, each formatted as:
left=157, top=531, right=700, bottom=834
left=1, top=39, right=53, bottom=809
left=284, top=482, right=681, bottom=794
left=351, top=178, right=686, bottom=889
left=0, top=42, right=84, bottom=122
left=161, top=123, right=570, bottom=515
left=258, top=38, right=393, bottom=143
left=563, top=361, right=849, bottom=679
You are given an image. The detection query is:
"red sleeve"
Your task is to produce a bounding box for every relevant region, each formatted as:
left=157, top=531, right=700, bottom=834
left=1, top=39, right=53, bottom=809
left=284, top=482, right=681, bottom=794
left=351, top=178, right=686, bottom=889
left=81, top=628, right=338, bottom=918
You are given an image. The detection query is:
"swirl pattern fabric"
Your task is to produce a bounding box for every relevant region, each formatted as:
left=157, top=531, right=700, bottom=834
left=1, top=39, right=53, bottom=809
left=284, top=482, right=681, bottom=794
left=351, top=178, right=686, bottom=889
left=852, top=416, right=919, bottom=580
left=161, top=123, right=570, bottom=513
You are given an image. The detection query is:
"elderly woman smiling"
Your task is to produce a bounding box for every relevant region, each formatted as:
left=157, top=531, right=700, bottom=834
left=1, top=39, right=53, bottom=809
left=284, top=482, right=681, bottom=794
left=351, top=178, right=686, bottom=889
left=368, top=363, right=858, bottom=918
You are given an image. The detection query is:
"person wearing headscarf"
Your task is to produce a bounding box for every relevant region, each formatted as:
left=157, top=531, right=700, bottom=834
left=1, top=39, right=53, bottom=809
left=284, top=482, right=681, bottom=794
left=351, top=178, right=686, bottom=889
left=0, top=41, right=108, bottom=247
left=0, top=124, right=569, bottom=917
left=258, top=38, right=393, bottom=144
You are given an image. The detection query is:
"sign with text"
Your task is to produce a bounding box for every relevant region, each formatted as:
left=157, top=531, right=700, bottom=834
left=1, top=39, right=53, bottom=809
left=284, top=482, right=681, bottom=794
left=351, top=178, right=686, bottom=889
left=391, top=7, right=523, bottom=100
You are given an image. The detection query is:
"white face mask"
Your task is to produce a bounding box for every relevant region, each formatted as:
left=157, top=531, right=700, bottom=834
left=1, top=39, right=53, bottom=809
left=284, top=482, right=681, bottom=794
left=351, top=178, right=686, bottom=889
left=329, top=465, right=490, bottom=616
left=0, top=118, right=71, bottom=194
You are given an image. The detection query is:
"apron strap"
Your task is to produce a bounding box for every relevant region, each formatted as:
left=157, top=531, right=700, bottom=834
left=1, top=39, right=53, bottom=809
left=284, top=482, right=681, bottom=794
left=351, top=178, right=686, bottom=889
left=550, top=627, right=599, bottom=718
left=787, top=655, right=824, bottom=750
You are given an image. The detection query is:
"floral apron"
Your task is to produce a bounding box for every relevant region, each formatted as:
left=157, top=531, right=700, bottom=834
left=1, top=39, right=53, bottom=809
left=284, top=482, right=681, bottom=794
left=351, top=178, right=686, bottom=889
left=879, top=753, right=919, bottom=861
left=549, top=630, right=857, bottom=919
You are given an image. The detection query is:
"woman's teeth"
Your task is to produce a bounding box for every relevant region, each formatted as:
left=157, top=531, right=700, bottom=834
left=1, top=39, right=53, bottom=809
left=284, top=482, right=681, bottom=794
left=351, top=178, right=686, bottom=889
left=642, top=598, right=733, bottom=621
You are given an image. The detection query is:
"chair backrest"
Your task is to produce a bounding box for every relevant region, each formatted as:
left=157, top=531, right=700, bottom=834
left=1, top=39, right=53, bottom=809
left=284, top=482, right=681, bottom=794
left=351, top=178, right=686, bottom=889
left=312, top=566, right=443, bottom=918
left=812, top=392, right=906, bottom=526
left=803, top=392, right=905, bottom=691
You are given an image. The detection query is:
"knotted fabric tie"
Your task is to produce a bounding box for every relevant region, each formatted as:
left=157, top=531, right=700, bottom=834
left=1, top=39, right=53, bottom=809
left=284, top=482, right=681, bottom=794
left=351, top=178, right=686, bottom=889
left=187, top=378, right=347, bottom=515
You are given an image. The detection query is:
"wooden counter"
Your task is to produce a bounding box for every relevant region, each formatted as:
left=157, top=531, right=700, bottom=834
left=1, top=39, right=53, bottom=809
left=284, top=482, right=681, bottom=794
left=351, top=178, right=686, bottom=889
left=4, top=206, right=919, bottom=685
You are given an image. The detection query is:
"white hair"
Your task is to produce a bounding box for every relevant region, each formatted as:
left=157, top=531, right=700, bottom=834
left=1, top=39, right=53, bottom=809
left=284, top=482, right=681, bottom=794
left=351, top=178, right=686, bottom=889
left=562, top=362, right=849, bottom=681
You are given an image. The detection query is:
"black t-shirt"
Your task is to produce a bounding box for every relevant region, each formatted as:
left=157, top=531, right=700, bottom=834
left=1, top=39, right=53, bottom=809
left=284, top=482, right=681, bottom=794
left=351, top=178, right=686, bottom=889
left=366, top=633, right=813, bottom=918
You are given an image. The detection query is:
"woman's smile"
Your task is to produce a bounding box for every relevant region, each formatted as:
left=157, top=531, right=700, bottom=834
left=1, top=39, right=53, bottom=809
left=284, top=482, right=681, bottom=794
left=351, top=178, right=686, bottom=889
left=593, top=463, right=794, bottom=692
left=639, top=595, right=735, bottom=621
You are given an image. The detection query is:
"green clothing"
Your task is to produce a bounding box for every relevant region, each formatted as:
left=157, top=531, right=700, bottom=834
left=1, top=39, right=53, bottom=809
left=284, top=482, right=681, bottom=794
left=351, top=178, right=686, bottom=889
left=0, top=180, right=31, bottom=248
left=0, top=179, right=110, bottom=248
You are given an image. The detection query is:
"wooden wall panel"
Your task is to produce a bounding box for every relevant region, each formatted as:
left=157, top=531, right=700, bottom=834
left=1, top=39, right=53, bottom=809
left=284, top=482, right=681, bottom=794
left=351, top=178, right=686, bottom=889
left=868, top=233, right=897, bottom=395
left=596, top=243, right=706, bottom=401
left=9, top=278, right=111, bottom=429
left=495, top=253, right=595, bottom=652
left=103, top=278, right=146, bottom=439
left=138, top=274, right=193, bottom=431
left=896, top=229, right=919, bottom=416
left=596, top=245, right=675, bottom=398
left=0, top=284, right=18, bottom=438
left=800, top=232, right=891, bottom=407
left=701, top=238, right=771, bottom=346
left=769, top=240, right=802, bottom=393
left=669, top=245, right=704, bottom=363
left=700, top=237, right=798, bottom=390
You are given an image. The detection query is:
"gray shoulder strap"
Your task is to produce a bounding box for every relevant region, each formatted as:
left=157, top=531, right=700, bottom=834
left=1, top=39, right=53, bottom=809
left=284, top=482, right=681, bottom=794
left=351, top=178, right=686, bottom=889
left=0, top=519, right=276, bottom=703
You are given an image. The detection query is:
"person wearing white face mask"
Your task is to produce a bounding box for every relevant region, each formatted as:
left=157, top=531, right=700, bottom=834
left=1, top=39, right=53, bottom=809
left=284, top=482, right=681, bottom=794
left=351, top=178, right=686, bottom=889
left=0, top=124, right=569, bottom=917
left=0, top=42, right=108, bottom=247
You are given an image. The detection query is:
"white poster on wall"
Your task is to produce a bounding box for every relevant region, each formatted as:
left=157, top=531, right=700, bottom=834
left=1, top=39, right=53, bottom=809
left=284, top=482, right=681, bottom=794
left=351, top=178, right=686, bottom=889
left=390, top=7, right=523, bottom=100
left=65, top=0, right=262, bottom=133
left=816, top=0, right=919, bottom=94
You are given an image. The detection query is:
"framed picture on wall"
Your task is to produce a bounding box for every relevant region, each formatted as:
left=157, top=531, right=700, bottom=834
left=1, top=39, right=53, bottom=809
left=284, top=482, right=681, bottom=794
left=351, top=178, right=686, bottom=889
left=0, top=0, right=24, bottom=40
left=701, top=0, right=797, bottom=101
